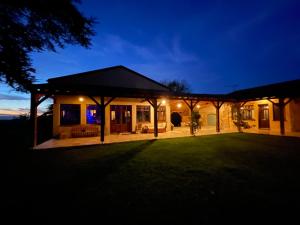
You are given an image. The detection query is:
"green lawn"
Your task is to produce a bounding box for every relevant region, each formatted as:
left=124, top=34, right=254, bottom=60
left=3, top=129, right=300, bottom=224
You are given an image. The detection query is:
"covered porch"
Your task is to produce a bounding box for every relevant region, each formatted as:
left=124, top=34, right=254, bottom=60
left=30, top=67, right=235, bottom=148
left=30, top=66, right=300, bottom=149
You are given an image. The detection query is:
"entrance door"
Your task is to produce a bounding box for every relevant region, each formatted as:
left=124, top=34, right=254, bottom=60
left=110, top=105, right=132, bottom=133
left=258, top=104, right=270, bottom=129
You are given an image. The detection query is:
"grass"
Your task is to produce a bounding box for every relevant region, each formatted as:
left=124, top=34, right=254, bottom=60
left=2, top=123, right=300, bottom=224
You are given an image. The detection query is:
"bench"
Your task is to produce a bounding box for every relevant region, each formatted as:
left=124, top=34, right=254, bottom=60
left=146, top=122, right=167, bottom=133
left=71, top=125, right=99, bottom=138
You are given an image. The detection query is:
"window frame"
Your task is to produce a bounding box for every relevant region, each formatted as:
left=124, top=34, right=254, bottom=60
left=60, top=104, right=81, bottom=126
left=86, top=104, right=101, bottom=125
left=241, top=105, right=254, bottom=121
left=136, top=105, right=151, bottom=123
left=157, top=105, right=166, bottom=122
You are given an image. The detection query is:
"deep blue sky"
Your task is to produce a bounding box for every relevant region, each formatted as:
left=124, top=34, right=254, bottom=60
left=1, top=0, right=300, bottom=115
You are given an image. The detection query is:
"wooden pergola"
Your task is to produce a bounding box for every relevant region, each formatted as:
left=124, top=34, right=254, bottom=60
left=29, top=66, right=300, bottom=147
left=228, top=79, right=300, bottom=135
left=29, top=82, right=236, bottom=147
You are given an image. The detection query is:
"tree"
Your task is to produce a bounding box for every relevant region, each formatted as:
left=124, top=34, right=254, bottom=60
left=0, top=0, right=95, bottom=91
left=161, top=79, right=190, bottom=94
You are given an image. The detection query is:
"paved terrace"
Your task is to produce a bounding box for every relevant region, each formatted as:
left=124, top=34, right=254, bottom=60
left=34, top=127, right=300, bottom=150
left=34, top=127, right=235, bottom=150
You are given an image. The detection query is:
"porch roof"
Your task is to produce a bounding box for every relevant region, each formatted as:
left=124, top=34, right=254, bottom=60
left=32, top=65, right=300, bottom=101
left=228, top=79, right=300, bottom=101
left=32, top=65, right=231, bottom=101
left=48, top=65, right=169, bottom=92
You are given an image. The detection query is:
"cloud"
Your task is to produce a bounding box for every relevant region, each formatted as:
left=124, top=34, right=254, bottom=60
left=100, top=33, right=199, bottom=64
left=226, top=12, right=270, bottom=40
left=164, top=36, right=199, bottom=63
left=0, top=107, right=44, bottom=116
left=0, top=93, right=29, bottom=100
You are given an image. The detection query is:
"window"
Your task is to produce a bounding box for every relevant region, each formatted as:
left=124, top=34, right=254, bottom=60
left=60, top=104, right=80, bottom=125
left=137, top=105, right=150, bottom=122
left=241, top=105, right=254, bottom=120
left=86, top=104, right=101, bottom=124
left=273, top=104, right=285, bottom=121
left=231, top=104, right=254, bottom=120
left=157, top=106, right=166, bottom=122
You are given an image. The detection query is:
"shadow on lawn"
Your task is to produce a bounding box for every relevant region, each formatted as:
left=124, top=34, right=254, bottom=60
left=8, top=140, right=157, bottom=224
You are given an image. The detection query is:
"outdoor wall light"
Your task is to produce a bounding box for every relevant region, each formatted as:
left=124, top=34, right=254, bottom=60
left=196, top=105, right=200, bottom=109
left=161, top=99, right=166, bottom=105
left=177, top=103, right=182, bottom=108
left=78, top=97, right=84, bottom=102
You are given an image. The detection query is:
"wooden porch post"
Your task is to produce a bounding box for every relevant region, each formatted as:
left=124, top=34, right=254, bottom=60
left=153, top=98, right=158, bottom=138
left=216, top=102, right=220, bottom=133
left=29, top=91, right=51, bottom=147
left=267, top=98, right=293, bottom=136
left=89, top=96, right=116, bottom=143
left=30, top=91, right=38, bottom=147
left=189, top=100, right=194, bottom=135
left=100, top=96, right=105, bottom=143
left=279, top=98, right=285, bottom=135
left=211, top=101, right=224, bottom=133
left=183, top=99, right=199, bottom=135
left=236, top=102, right=242, bottom=132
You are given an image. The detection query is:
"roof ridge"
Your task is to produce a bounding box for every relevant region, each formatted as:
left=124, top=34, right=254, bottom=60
left=117, top=66, right=171, bottom=91
left=47, top=65, right=124, bottom=81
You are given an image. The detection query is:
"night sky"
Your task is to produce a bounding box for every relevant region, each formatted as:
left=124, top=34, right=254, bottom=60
left=1, top=0, right=300, bottom=116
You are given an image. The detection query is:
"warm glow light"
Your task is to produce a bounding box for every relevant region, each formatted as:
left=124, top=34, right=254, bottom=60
left=177, top=103, right=182, bottom=108
left=196, top=105, right=200, bottom=109
left=161, top=99, right=166, bottom=105
left=79, top=97, right=84, bottom=102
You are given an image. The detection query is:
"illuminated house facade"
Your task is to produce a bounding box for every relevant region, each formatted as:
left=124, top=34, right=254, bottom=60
left=30, top=66, right=300, bottom=147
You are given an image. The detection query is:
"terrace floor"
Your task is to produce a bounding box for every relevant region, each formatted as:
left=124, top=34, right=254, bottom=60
left=34, top=125, right=300, bottom=150
left=34, top=126, right=236, bottom=149
left=243, top=127, right=300, bottom=137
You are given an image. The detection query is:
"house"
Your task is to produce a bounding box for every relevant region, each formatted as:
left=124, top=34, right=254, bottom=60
left=30, top=66, right=300, bottom=148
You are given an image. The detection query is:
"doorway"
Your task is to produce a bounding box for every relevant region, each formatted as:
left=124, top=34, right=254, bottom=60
left=258, top=104, right=270, bottom=129
left=110, top=105, right=132, bottom=133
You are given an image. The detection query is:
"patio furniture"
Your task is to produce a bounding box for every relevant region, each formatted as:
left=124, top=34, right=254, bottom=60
left=147, top=122, right=167, bottom=133
left=141, top=125, right=149, bottom=133
left=71, top=125, right=99, bottom=138
left=133, top=123, right=143, bottom=134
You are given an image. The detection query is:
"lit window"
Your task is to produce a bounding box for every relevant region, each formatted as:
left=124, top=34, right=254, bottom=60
left=137, top=105, right=150, bottom=123
left=231, top=105, right=254, bottom=120
left=86, top=104, right=101, bottom=124
left=241, top=105, right=254, bottom=120
left=157, top=106, right=166, bottom=122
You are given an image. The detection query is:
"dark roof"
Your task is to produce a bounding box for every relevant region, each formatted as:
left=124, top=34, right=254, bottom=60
left=33, top=66, right=300, bottom=101
left=48, top=65, right=170, bottom=93
left=228, top=79, right=300, bottom=100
